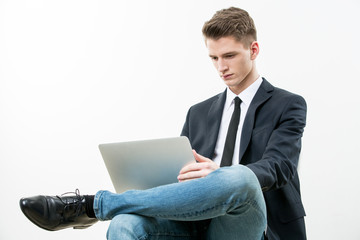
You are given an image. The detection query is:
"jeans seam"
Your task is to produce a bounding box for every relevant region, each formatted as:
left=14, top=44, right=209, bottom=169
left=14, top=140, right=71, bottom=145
left=152, top=199, right=247, bottom=220
left=138, top=234, right=148, bottom=240
left=138, top=232, right=195, bottom=239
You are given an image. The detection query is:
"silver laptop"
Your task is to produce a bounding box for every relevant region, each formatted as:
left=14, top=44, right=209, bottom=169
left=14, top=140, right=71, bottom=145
left=99, top=136, right=194, bottom=193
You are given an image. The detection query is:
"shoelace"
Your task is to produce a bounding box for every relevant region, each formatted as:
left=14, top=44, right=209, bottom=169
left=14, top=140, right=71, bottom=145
left=56, top=189, right=83, bottom=217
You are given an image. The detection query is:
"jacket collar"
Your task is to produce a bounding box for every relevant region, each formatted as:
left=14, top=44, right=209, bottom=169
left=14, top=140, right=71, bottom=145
left=205, top=90, right=227, bottom=158
left=239, top=78, right=274, bottom=161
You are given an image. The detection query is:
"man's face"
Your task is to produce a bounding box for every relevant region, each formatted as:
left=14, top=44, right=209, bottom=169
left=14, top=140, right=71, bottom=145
left=206, top=36, right=258, bottom=95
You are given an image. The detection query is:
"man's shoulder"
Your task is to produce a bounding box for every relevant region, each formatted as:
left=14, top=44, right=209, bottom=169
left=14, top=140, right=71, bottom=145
left=262, top=78, right=306, bottom=103
left=272, top=86, right=306, bottom=105
left=189, top=91, right=225, bottom=110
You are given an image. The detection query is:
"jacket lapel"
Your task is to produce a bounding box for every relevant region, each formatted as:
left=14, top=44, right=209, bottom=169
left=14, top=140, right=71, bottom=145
left=239, top=79, right=274, bottom=162
left=205, top=89, right=227, bottom=158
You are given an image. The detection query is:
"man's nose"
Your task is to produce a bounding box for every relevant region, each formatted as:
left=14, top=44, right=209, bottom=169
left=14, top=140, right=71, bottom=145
left=217, top=59, right=228, bottom=73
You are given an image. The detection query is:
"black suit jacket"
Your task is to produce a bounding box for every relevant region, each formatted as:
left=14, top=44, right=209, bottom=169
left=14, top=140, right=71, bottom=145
left=181, top=78, right=307, bottom=240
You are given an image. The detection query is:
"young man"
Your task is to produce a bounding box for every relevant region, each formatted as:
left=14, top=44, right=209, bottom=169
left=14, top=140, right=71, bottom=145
left=20, top=7, right=307, bottom=239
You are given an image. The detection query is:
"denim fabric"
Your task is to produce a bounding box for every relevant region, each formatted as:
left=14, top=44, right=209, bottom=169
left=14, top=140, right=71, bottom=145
left=94, top=165, right=266, bottom=240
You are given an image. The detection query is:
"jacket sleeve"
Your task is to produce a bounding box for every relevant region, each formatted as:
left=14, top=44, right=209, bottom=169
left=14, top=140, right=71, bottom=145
left=246, top=94, right=307, bottom=192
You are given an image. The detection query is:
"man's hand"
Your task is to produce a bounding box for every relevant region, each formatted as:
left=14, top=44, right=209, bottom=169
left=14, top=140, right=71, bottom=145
left=177, top=150, right=219, bottom=182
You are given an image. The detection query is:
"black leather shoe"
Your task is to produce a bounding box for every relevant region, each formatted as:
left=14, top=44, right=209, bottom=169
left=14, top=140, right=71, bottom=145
left=19, top=189, right=98, bottom=231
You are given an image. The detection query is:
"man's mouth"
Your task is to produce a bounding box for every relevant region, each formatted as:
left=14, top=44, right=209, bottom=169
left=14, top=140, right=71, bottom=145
left=222, top=74, right=233, bottom=80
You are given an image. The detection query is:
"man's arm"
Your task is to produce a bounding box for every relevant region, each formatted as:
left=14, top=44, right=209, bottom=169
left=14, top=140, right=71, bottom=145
left=246, top=95, right=307, bottom=192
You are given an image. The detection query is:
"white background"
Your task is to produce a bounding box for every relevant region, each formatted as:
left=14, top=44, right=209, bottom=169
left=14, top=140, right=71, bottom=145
left=1, top=0, right=360, bottom=239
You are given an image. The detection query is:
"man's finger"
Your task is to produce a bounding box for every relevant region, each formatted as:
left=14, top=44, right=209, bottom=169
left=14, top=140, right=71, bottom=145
left=179, top=162, right=205, bottom=174
left=192, top=150, right=212, bottom=163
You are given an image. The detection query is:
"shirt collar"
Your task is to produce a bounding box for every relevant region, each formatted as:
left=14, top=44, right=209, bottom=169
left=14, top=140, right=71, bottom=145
left=224, top=76, right=263, bottom=111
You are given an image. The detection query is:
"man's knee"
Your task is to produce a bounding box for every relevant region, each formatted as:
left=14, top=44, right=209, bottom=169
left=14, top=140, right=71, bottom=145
left=219, top=165, right=262, bottom=196
left=107, top=214, right=148, bottom=240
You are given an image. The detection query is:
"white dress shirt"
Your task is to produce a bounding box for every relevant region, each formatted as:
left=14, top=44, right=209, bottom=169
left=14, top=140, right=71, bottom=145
left=213, top=76, right=263, bottom=166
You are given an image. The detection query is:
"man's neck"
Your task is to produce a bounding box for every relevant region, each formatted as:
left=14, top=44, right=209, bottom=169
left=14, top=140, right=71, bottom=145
left=229, top=69, right=259, bottom=95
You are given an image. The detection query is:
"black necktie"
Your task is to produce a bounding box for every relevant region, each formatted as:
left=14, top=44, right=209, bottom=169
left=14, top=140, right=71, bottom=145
left=220, top=97, right=241, bottom=167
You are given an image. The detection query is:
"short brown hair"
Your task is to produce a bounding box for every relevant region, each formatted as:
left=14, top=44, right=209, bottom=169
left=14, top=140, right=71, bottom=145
left=202, top=7, right=257, bottom=47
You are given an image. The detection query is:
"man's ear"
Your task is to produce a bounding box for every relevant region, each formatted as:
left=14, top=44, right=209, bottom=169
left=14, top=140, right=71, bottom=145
left=250, top=41, right=259, bottom=60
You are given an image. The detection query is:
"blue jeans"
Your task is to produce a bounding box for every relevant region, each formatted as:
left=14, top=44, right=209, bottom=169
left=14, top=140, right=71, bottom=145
left=94, top=165, right=266, bottom=240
